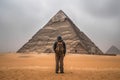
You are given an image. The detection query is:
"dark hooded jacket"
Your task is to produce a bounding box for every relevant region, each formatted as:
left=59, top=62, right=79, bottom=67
left=53, top=36, right=66, bottom=55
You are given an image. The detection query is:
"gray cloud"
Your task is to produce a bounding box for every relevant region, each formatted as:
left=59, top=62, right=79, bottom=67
left=82, top=0, right=120, bottom=18
left=0, top=0, right=120, bottom=52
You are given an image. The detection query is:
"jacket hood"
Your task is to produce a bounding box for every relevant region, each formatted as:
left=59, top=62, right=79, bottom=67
left=57, top=36, right=63, bottom=41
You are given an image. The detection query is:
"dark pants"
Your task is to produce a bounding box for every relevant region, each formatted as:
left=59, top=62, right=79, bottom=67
left=55, top=53, right=64, bottom=73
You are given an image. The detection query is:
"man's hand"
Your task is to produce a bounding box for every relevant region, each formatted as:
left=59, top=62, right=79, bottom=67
left=63, top=54, right=65, bottom=57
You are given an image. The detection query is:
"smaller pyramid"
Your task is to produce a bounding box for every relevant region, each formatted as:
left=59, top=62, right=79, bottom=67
left=106, top=46, right=120, bottom=54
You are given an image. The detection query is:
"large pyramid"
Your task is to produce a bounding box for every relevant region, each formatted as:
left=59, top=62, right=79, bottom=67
left=106, top=46, right=120, bottom=54
left=17, top=10, right=103, bottom=54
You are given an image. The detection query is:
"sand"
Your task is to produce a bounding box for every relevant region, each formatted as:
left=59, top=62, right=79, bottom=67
left=0, top=53, right=120, bottom=80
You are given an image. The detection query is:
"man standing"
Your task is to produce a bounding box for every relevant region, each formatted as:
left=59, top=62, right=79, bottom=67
left=53, top=36, right=66, bottom=73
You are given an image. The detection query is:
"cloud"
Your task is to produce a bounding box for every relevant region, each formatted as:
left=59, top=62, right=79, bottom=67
left=82, top=0, right=120, bottom=18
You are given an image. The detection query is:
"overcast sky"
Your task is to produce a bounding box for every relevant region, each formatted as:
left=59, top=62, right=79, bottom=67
left=0, top=0, right=120, bottom=53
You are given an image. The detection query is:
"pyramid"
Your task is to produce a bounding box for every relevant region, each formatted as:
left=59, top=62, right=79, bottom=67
left=106, top=46, right=120, bottom=54
left=17, top=10, right=103, bottom=54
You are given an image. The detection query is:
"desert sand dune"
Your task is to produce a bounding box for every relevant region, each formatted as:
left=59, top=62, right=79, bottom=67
left=0, top=53, right=120, bottom=80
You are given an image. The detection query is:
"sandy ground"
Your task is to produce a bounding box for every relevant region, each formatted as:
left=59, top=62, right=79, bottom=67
left=0, top=53, right=120, bottom=80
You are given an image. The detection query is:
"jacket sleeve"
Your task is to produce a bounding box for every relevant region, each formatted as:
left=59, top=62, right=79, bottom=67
left=53, top=42, right=57, bottom=52
left=63, top=41, right=66, bottom=54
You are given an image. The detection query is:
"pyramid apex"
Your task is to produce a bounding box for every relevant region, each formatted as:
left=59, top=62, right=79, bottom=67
left=111, top=45, right=116, bottom=48
left=57, top=10, right=67, bottom=16
left=110, top=45, right=118, bottom=50
left=50, top=10, right=68, bottom=23
left=58, top=10, right=64, bottom=13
